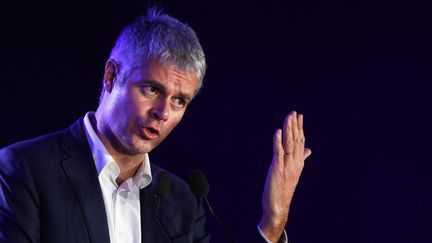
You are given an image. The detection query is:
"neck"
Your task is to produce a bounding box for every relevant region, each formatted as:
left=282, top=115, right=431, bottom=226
left=91, top=111, right=144, bottom=185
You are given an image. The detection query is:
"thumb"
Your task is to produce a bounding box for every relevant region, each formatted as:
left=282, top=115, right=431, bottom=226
left=304, top=148, right=312, bottom=159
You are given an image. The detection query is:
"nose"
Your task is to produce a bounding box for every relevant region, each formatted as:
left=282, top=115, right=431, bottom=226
left=150, top=98, right=169, bottom=121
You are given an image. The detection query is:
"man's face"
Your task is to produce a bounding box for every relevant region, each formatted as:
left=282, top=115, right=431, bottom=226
left=102, top=58, right=199, bottom=155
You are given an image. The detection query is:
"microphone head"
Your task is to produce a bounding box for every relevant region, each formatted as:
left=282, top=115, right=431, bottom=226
left=187, top=170, right=209, bottom=198
left=152, top=170, right=172, bottom=198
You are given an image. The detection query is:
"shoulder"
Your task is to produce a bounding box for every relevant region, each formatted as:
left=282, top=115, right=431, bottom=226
left=0, top=129, right=69, bottom=169
left=0, top=118, right=86, bottom=176
left=0, top=118, right=86, bottom=164
left=2, top=130, right=65, bottom=157
left=0, top=130, right=67, bottom=186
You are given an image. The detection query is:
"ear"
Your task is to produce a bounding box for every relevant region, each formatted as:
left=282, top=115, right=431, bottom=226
left=103, top=58, right=120, bottom=93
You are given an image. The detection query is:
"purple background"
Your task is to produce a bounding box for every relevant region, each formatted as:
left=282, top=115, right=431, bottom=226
left=1, top=0, right=431, bottom=242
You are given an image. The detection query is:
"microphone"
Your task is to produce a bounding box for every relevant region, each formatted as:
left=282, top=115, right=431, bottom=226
left=151, top=170, right=173, bottom=243
left=188, top=170, right=237, bottom=243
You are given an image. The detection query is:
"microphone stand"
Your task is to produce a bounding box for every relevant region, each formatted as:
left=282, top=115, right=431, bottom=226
left=203, top=196, right=237, bottom=243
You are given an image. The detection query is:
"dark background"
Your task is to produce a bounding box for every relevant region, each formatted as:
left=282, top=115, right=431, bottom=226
left=1, top=0, right=431, bottom=242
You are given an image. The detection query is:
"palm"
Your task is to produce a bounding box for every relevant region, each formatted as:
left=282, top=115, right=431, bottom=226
left=260, top=111, right=312, bottom=242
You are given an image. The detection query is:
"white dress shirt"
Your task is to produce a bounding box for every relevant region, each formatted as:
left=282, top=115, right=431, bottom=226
left=83, top=112, right=152, bottom=243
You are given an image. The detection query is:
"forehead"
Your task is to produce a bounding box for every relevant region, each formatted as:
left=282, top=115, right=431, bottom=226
left=128, top=59, right=200, bottom=96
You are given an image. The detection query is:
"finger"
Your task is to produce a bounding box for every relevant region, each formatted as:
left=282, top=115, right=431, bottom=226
left=292, top=111, right=299, bottom=142
left=273, top=129, right=284, bottom=168
left=292, top=112, right=305, bottom=162
left=273, top=129, right=283, bottom=154
left=304, top=148, right=312, bottom=159
left=298, top=114, right=305, bottom=145
left=283, top=114, right=294, bottom=156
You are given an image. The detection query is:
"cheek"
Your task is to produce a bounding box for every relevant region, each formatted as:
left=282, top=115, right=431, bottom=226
left=109, top=95, right=139, bottom=130
left=118, top=92, right=145, bottom=119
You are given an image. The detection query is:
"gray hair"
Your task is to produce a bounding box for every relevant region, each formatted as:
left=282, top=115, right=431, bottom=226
left=100, top=8, right=206, bottom=101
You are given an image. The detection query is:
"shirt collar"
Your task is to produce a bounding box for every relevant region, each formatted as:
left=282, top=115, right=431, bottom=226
left=83, top=112, right=152, bottom=189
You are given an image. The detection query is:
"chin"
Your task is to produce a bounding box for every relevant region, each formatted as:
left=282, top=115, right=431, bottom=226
left=124, top=133, right=165, bottom=154
left=129, top=140, right=158, bottom=154
left=130, top=144, right=153, bottom=154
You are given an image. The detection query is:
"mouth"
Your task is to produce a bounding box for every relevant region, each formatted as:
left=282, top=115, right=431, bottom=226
left=140, top=126, right=160, bottom=140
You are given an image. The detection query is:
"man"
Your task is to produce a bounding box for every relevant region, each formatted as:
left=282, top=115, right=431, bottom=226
left=0, top=8, right=311, bottom=243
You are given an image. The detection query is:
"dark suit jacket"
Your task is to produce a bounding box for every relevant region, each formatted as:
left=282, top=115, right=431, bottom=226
left=0, top=118, right=212, bottom=243
left=0, top=119, right=268, bottom=243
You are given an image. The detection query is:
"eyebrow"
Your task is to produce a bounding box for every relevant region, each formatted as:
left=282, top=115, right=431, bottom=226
left=143, top=79, right=192, bottom=101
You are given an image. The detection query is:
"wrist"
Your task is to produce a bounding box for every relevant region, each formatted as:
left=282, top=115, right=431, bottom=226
left=259, top=215, right=287, bottom=242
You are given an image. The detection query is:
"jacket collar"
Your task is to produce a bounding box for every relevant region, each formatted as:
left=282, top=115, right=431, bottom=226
left=61, top=118, right=111, bottom=243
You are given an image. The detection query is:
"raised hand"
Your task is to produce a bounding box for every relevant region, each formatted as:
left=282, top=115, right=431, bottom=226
left=259, top=111, right=312, bottom=242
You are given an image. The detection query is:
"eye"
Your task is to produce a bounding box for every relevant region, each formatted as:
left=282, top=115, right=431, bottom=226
left=142, top=86, right=159, bottom=96
left=173, top=97, right=186, bottom=108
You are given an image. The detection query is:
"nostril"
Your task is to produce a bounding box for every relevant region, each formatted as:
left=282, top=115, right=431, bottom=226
left=150, top=104, right=169, bottom=121
left=151, top=112, right=159, bottom=119
left=150, top=109, right=161, bottom=120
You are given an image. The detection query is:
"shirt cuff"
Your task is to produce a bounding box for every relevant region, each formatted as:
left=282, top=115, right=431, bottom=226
left=257, top=225, right=288, bottom=243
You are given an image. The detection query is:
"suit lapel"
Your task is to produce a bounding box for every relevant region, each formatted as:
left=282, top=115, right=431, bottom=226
left=140, top=165, right=168, bottom=243
left=61, top=119, right=110, bottom=243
